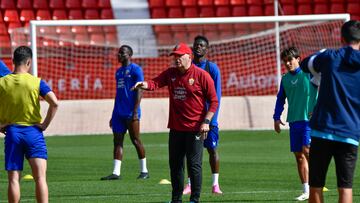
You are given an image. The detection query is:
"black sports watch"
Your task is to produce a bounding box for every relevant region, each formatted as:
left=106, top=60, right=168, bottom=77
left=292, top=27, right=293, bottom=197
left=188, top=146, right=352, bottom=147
left=203, top=118, right=210, bottom=124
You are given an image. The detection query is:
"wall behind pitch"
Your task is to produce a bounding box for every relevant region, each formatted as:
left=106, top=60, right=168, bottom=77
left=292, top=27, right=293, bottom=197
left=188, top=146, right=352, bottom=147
left=40, top=96, right=288, bottom=136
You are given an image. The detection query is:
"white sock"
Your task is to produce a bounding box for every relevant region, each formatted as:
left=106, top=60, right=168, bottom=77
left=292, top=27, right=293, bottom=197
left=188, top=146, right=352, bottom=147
left=139, top=158, right=148, bottom=173
left=187, top=177, right=191, bottom=185
left=112, top=159, right=121, bottom=176
left=212, top=173, right=219, bottom=186
left=303, top=183, right=309, bottom=194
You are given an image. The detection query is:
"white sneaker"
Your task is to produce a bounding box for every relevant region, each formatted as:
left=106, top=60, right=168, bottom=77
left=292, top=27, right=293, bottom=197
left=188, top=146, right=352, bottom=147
left=295, top=193, right=309, bottom=201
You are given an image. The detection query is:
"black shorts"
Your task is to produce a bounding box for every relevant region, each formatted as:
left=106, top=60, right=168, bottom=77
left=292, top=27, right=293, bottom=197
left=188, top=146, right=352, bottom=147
left=309, top=137, right=358, bottom=188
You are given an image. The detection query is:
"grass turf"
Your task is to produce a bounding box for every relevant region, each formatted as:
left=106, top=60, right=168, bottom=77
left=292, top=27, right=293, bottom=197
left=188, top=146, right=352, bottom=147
left=0, top=130, right=359, bottom=202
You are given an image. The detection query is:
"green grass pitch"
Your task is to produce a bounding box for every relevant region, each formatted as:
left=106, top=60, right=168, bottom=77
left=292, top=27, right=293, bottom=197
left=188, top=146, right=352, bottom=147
left=0, top=130, right=359, bottom=202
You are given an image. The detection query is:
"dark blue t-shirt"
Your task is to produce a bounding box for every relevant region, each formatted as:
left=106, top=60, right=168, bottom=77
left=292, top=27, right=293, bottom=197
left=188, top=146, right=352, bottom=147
left=112, top=63, right=144, bottom=118
left=302, top=46, right=360, bottom=141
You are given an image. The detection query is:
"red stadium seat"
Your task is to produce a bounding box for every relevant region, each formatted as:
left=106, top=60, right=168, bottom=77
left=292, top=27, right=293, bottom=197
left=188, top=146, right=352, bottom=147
left=33, top=0, right=48, bottom=9
left=314, top=4, right=329, bottom=14
left=17, top=0, right=32, bottom=9
left=103, top=25, right=116, bottom=33
left=246, top=0, right=263, bottom=5
left=0, top=11, right=3, bottom=22
left=74, top=34, right=90, bottom=46
left=1, top=0, right=16, bottom=9
left=314, top=0, right=327, bottom=2
left=49, top=0, right=65, bottom=9
left=166, top=0, right=181, bottom=7
left=248, top=5, right=263, bottom=16
left=20, top=10, right=35, bottom=23
left=58, top=34, right=73, bottom=46
left=168, top=8, right=183, bottom=18
left=7, top=22, right=22, bottom=34
left=264, top=4, right=274, bottom=16
left=329, top=0, right=342, bottom=2
left=66, top=0, right=81, bottom=8
left=330, top=3, right=345, bottom=13
left=203, top=30, right=219, bottom=41
left=216, top=6, right=231, bottom=17
left=98, top=0, right=111, bottom=8
left=36, top=10, right=52, bottom=20
left=0, top=23, right=7, bottom=35
left=11, top=34, right=29, bottom=47
left=4, top=10, right=19, bottom=23
left=87, top=25, right=103, bottom=33
left=52, top=10, right=68, bottom=20
left=100, top=9, right=114, bottom=19
left=105, top=33, right=118, bottom=45
left=84, top=9, right=99, bottom=19
left=297, top=4, right=312, bottom=15
left=184, top=7, right=198, bottom=18
left=281, top=4, right=296, bottom=15
left=71, top=26, right=87, bottom=34
left=82, top=0, right=98, bottom=8
left=232, top=6, right=246, bottom=16
left=90, top=34, right=105, bottom=45
left=56, top=26, right=71, bottom=34
left=219, top=30, right=235, bottom=39
left=173, top=31, right=188, bottom=43
left=214, top=0, right=229, bottom=6
left=199, top=7, right=215, bottom=17
left=151, top=8, right=167, bottom=18
left=68, top=10, right=83, bottom=19
left=149, top=0, right=165, bottom=8
left=347, top=3, right=360, bottom=17
left=198, top=0, right=213, bottom=6
left=0, top=35, right=11, bottom=48
left=182, top=0, right=197, bottom=7
left=230, top=0, right=246, bottom=5
left=157, top=32, right=173, bottom=45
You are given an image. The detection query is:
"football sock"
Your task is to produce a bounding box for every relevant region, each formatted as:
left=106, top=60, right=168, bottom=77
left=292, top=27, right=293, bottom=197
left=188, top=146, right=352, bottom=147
left=303, top=183, right=309, bottom=194
left=139, top=158, right=148, bottom=173
left=112, top=159, right=121, bottom=176
left=212, top=173, right=219, bottom=186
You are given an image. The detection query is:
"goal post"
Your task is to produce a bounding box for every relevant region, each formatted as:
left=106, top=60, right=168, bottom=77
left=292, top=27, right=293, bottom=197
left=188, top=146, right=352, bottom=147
left=29, top=13, right=350, bottom=83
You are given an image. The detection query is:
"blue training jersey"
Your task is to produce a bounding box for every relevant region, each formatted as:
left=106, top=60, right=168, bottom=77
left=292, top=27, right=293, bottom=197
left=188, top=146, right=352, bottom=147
left=301, top=46, right=360, bottom=142
left=193, top=59, right=221, bottom=126
left=112, top=63, right=144, bottom=118
left=0, top=60, right=11, bottom=77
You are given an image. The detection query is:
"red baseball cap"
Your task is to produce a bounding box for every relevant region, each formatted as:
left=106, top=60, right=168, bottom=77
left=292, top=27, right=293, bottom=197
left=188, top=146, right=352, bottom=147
left=169, top=43, right=192, bottom=56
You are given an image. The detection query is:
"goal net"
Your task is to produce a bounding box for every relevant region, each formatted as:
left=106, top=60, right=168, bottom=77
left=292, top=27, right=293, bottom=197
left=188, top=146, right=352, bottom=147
left=10, top=15, right=347, bottom=100
left=7, top=15, right=349, bottom=135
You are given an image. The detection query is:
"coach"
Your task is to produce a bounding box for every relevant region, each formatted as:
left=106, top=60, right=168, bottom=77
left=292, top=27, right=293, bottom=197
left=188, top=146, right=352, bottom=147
left=132, top=42, right=218, bottom=203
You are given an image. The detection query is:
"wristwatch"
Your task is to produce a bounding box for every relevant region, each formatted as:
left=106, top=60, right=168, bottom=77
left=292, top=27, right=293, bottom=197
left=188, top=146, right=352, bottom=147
left=203, top=118, right=210, bottom=124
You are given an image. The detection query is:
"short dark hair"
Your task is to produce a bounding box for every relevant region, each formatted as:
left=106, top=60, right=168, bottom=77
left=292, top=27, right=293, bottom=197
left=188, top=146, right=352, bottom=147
left=341, top=20, right=360, bottom=44
left=119, top=45, right=133, bottom=56
left=13, top=46, right=32, bottom=66
left=194, top=35, right=209, bottom=46
left=280, top=47, right=300, bottom=61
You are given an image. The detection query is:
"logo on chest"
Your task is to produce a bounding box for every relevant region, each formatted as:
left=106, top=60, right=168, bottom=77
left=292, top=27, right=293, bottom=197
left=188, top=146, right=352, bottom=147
left=188, top=78, right=195, bottom=85
left=291, top=79, right=298, bottom=85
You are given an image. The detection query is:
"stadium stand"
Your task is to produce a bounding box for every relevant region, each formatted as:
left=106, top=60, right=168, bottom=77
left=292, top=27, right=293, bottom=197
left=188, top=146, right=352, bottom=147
left=0, top=0, right=358, bottom=68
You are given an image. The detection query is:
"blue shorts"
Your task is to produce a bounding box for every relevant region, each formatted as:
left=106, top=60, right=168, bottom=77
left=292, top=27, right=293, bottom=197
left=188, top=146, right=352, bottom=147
left=289, top=121, right=311, bottom=152
left=203, top=126, right=219, bottom=149
left=112, top=113, right=139, bottom=134
left=5, top=125, right=48, bottom=171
